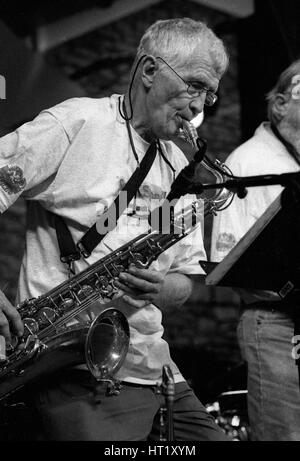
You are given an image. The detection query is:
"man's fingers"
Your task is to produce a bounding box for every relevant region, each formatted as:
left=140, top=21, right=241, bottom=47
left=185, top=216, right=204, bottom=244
left=114, top=280, right=154, bottom=304
left=0, top=311, right=12, bottom=341
left=7, top=307, right=24, bottom=337
left=127, top=266, right=164, bottom=283
left=123, top=295, right=148, bottom=308
left=118, top=272, right=160, bottom=294
left=114, top=279, right=136, bottom=295
left=116, top=267, right=164, bottom=307
left=0, top=292, right=24, bottom=339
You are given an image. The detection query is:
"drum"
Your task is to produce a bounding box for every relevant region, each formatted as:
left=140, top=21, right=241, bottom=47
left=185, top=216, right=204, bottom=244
left=206, top=389, right=250, bottom=441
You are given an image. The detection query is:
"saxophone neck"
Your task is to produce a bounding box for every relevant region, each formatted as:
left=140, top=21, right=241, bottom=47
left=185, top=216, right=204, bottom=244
left=178, top=120, right=234, bottom=216
left=179, top=119, right=207, bottom=158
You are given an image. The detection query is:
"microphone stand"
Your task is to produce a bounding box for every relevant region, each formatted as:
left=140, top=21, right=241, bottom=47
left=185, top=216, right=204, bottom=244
left=190, top=171, right=300, bottom=198
left=157, top=365, right=175, bottom=441
left=184, top=171, right=300, bottom=210
left=149, top=140, right=300, bottom=231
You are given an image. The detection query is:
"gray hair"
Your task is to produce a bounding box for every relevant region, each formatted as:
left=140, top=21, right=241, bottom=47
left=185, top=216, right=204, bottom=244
left=267, top=59, right=300, bottom=125
left=135, top=18, right=229, bottom=77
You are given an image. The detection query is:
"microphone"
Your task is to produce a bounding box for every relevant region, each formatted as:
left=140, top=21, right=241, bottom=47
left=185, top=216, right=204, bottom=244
left=148, top=136, right=207, bottom=231
left=166, top=136, right=207, bottom=202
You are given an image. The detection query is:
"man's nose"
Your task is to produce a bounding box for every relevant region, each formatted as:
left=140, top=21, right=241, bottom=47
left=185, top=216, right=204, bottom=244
left=189, top=93, right=206, bottom=116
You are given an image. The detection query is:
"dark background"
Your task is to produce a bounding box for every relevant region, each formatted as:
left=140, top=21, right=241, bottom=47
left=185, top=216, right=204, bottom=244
left=0, top=0, right=299, bottom=408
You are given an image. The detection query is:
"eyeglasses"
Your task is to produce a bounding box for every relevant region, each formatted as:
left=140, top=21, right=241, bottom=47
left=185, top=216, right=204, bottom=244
left=156, top=56, right=218, bottom=107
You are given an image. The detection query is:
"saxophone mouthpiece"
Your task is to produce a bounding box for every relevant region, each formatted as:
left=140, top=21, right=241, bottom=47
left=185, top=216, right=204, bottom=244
left=180, top=119, right=199, bottom=150
left=179, top=119, right=207, bottom=162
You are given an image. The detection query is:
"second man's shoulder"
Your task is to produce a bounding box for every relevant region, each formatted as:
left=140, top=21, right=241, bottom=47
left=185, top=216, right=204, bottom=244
left=226, top=126, right=273, bottom=174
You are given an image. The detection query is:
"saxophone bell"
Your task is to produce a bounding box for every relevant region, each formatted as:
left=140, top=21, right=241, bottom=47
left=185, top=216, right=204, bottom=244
left=85, top=308, right=130, bottom=382
left=0, top=307, right=130, bottom=403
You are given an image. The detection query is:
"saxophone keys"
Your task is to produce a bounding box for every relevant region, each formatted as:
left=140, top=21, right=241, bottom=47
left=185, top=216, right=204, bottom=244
left=23, top=317, right=39, bottom=336
left=99, top=283, right=117, bottom=300
left=77, top=285, right=94, bottom=300
left=36, top=307, right=57, bottom=327
left=95, top=276, right=109, bottom=290
left=129, top=253, right=149, bottom=268
left=95, top=277, right=114, bottom=298
left=59, top=297, right=75, bottom=312
left=110, top=264, right=125, bottom=277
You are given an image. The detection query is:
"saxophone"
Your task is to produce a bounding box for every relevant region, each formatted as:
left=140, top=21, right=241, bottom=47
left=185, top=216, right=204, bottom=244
left=0, top=121, right=234, bottom=402
left=0, top=202, right=203, bottom=402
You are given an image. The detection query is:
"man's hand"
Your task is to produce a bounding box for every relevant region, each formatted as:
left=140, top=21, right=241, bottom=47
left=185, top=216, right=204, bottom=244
left=115, top=265, right=195, bottom=310
left=0, top=290, right=23, bottom=341
left=114, top=265, right=164, bottom=308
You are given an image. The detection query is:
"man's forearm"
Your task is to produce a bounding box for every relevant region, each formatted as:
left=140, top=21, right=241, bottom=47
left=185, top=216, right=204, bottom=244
left=115, top=266, right=204, bottom=310
left=155, top=273, right=195, bottom=310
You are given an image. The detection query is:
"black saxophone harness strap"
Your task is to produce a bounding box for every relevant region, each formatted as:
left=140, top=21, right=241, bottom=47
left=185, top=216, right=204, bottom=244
left=53, top=139, right=158, bottom=274
left=52, top=96, right=177, bottom=275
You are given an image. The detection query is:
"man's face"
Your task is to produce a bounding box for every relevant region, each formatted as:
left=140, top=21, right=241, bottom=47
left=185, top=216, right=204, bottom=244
left=284, top=96, right=300, bottom=135
left=280, top=76, right=300, bottom=138
left=144, top=51, right=220, bottom=141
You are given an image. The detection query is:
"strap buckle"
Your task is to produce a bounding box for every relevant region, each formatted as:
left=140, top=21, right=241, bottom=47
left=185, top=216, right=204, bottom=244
left=60, top=252, right=81, bottom=277
left=60, top=252, right=81, bottom=264
left=76, top=241, right=91, bottom=259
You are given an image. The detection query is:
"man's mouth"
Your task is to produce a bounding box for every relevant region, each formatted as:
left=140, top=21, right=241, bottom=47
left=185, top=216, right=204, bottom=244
left=173, top=119, right=186, bottom=143
left=175, top=114, right=187, bottom=131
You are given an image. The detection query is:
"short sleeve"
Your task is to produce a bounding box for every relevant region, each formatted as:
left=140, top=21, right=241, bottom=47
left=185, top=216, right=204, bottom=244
left=0, top=110, right=70, bottom=212
left=169, top=223, right=207, bottom=275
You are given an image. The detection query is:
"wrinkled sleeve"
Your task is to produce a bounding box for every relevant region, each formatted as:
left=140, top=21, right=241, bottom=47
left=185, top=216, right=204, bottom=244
left=0, top=110, right=70, bottom=212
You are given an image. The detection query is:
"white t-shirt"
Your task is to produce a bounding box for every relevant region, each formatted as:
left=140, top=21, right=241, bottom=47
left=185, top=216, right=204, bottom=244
left=211, top=122, right=300, bottom=303
left=0, top=94, right=206, bottom=384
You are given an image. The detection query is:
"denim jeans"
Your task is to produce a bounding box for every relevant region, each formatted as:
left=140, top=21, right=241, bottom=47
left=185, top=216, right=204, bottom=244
left=31, top=369, right=228, bottom=441
left=237, top=307, right=300, bottom=441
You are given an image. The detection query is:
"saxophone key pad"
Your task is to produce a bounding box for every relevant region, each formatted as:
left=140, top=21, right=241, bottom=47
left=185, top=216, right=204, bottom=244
left=23, top=317, right=39, bottom=336
left=36, top=307, right=57, bottom=327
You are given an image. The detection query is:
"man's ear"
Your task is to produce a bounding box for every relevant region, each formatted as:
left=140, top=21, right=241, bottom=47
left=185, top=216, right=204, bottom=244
left=141, top=56, right=157, bottom=89
left=272, top=93, right=290, bottom=120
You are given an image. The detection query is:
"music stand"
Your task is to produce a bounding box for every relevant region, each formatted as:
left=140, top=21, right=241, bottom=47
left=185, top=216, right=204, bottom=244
left=201, top=191, right=300, bottom=298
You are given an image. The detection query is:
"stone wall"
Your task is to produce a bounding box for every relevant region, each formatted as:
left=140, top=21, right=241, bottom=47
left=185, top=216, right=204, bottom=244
left=0, top=0, right=244, bottom=401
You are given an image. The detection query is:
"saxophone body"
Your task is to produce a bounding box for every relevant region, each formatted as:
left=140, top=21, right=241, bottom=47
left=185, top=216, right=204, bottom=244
left=0, top=210, right=201, bottom=402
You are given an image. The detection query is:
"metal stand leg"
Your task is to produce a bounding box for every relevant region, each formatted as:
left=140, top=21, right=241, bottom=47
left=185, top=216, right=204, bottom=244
left=157, top=364, right=175, bottom=441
